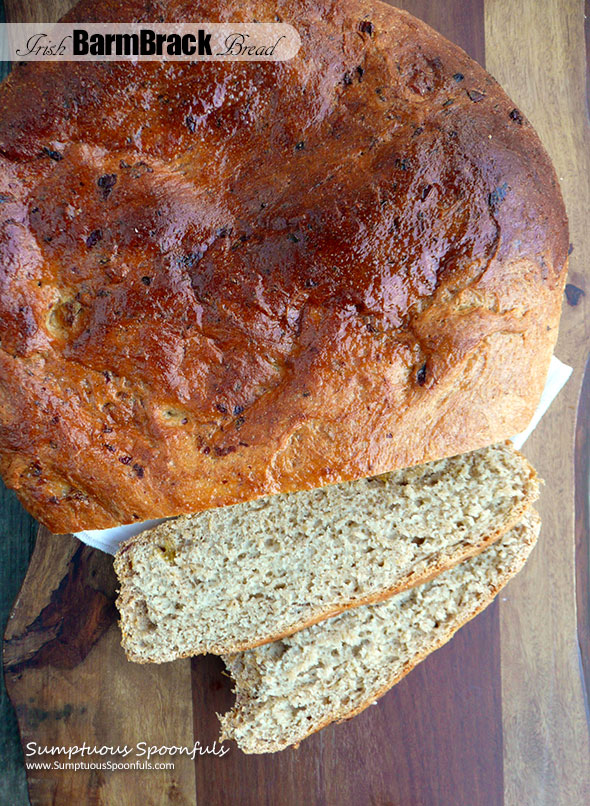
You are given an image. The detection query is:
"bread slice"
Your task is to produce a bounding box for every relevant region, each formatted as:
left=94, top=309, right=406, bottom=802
left=115, top=443, right=538, bottom=662
left=219, top=510, right=540, bottom=753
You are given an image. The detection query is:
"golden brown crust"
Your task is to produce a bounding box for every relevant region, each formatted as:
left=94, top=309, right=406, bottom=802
left=221, top=509, right=540, bottom=753
left=116, top=445, right=538, bottom=661
left=0, top=0, right=567, bottom=532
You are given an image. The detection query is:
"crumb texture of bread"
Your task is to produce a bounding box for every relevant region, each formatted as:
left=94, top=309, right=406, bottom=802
left=0, top=0, right=567, bottom=532
left=219, top=511, right=540, bottom=753
left=115, top=443, right=538, bottom=661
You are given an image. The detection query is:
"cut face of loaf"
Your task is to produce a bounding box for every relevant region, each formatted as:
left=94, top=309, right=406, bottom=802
left=115, top=443, right=538, bottom=661
left=220, top=510, right=540, bottom=753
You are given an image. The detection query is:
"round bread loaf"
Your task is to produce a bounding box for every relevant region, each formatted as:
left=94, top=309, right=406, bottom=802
left=0, top=0, right=568, bottom=532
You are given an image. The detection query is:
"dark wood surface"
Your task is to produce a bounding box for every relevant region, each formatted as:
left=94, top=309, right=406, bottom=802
left=0, top=485, right=37, bottom=806
left=0, top=12, right=37, bottom=806
left=190, top=608, right=503, bottom=806
left=1, top=1, right=590, bottom=805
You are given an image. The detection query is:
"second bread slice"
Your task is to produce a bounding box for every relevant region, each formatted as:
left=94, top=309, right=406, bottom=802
left=220, top=511, right=540, bottom=753
left=115, top=442, right=538, bottom=662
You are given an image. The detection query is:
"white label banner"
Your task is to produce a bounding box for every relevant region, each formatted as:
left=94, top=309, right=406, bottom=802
left=0, top=22, right=301, bottom=62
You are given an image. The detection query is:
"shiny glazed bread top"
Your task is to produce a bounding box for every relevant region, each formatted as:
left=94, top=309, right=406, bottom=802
left=0, top=0, right=568, bottom=531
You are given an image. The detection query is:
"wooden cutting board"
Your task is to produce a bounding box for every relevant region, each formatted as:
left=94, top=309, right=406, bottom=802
left=3, top=1, right=590, bottom=804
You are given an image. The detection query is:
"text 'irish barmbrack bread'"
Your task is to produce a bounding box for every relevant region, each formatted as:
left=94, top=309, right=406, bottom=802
left=0, top=0, right=567, bottom=533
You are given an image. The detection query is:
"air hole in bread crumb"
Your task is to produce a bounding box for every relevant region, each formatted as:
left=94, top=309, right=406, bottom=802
left=156, top=543, right=177, bottom=563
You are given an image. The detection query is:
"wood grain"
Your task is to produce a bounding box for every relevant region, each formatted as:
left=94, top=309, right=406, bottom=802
left=4, top=529, right=196, bottom=806
left=576, top=354, right=590, bottom=715
left=485, top=1, right=590, bottom=803
left=3, top=0, right=69, bottom=22
left=0, top=481, right=38, bottom=806
left=394, top=0, right=485, bottom=65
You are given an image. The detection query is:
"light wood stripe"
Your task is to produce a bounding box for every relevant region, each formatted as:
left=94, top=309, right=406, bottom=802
left=485, top=1, right=590, bottom=803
